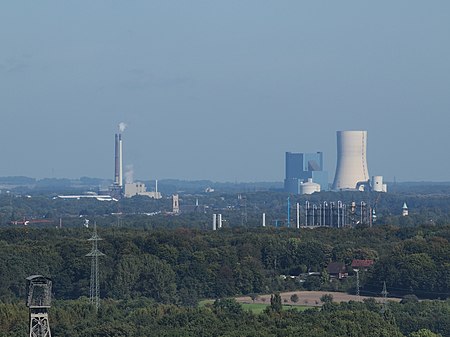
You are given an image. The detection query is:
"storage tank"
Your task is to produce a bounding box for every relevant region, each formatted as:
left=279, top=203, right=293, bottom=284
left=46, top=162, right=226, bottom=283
left=372, top=176, right=383, bottom=192
left=332, top=131, right=369, bottom=190
left=300, top=178, right=321, bottom=194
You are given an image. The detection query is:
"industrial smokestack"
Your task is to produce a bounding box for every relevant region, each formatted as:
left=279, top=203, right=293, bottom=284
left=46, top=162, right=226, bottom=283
left=114, top=122, right=127, bottom=188
left=119, top=134, right=123, bottom=187
left=332, top=131, right=369, bottom=190
left=114, top=134, right=120, bottom=185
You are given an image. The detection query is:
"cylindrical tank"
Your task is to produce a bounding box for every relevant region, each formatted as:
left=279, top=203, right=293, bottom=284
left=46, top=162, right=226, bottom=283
left=372, top=176, right=383, bottom=192
left=332, top=131, right=369, bottom=190
left=300, top=178, right=321, bottom=195
left=212, top=214, right=217, bottom=230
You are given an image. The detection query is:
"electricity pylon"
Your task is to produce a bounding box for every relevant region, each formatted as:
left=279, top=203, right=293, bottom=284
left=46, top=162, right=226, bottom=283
left=86, top=222, right=105, bottom=311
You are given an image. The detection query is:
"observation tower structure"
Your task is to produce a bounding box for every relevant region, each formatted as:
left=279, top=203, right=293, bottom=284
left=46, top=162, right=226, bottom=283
left=26, top=275, right=52, bottom=337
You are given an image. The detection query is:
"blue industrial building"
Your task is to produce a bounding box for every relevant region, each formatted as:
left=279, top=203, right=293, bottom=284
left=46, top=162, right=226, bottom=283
left=284, top=152, right=328, bottom=193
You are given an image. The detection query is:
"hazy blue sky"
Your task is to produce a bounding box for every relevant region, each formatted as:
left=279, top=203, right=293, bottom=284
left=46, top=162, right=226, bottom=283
left=1, top=1, right=449, bottom=182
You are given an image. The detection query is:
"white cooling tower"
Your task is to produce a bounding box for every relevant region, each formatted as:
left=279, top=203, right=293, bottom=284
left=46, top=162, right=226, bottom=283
left=332, top=131, right=369, bottom=190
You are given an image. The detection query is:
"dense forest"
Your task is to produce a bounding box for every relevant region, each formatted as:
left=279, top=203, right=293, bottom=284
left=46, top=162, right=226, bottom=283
left=1, top=296, right=448, bottom=336
left=1, top=224, right=450, bottom=335
left=2, top=225, right=450, bottom=303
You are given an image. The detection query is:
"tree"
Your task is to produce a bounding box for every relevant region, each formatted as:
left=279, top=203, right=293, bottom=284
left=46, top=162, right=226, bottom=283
left=290, top=293, right=299, bottom=303
left=213, top=298, right=244, bottom=317
left=269, top=293, right=282, bottom=313
left=320, top=294, right=333, bottom=304
left=400, top=294, right=419, bottom=304
left=409, top=329, right=443, bottom=337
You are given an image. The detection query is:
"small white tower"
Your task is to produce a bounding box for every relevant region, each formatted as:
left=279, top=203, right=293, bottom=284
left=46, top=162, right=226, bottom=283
left=402, top=202, right=408, bottom=216
left=172, top=195, right=180, bottom=214
left=212, top=214, right=217, bottom=230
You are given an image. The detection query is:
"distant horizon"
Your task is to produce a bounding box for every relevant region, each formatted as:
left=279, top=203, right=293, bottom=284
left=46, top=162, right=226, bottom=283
left=2, top=175, right=450, bottom=185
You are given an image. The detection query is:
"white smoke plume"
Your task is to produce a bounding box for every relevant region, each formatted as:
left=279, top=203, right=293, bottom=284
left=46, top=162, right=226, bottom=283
left=118, top=122, right=127, bottom=133
left=125, top=164, right=134, bottom=184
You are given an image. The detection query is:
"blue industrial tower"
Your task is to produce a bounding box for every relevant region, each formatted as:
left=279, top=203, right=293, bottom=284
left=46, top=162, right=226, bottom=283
left=284, top=152, right=328, bottom=193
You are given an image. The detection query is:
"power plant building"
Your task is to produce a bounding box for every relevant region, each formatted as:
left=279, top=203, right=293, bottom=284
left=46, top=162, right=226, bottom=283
left=284, top=152, right=328, bottom=193
left=124, top=182, right=162, bottom=199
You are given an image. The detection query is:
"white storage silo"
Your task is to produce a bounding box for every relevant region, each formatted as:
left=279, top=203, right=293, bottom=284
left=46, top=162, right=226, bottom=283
left=332, top=131, right=369, bottom=190
left=372, top=176, right=383, bottom=192
left=300, top=178, right=321, bottom=195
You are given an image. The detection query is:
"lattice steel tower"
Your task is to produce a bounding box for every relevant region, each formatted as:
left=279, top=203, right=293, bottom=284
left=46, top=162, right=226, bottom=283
left=26, top=275, right=52, bottom=337
left=86, top=222, right=105, bottom=311
left=381, top=281, right=389, bottom=314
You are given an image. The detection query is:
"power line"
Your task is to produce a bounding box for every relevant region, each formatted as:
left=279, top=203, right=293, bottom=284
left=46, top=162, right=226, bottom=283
left=361, top=282, right=450, bottom=296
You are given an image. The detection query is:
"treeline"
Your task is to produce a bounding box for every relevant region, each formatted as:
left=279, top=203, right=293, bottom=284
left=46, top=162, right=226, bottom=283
left=5, top=189, right=450, bottom=228
left=136, top=191, right=450, bottom=227
left=1, top=225, right=450, bottom=304
left=0, top=297, right=448, bottom=336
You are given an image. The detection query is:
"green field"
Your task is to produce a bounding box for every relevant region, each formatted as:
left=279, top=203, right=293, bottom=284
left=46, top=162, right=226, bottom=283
left=199, top=300, right=310, bottom=314
left=241, top=303, right=310, bottom=314
left=199, top=299, right=215, bottom=306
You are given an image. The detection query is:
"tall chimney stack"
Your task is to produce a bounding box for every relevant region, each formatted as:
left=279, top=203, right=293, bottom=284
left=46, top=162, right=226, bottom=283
left=118, top=134, right=123, bottom=187
left=114, top=134, right=120, bottom=185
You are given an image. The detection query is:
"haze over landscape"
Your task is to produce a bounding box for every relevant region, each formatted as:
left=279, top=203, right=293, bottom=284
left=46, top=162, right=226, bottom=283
left=4, top=4, right=450, bottom=336
left=1, top=1, right=449, bottom=182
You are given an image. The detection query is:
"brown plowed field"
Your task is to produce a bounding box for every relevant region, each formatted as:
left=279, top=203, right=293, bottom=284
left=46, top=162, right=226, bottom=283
left=235, top=291, right=401, bottom=307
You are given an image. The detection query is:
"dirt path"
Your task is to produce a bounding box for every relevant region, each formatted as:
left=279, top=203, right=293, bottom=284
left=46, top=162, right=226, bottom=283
left=235, top=290, right=401, bottom=307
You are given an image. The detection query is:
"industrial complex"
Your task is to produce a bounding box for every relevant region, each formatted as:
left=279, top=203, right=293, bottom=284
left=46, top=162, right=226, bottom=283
left=101, top=126, right=393, bottom=227
left=58, top=127, right=387, bottom=208
left=285, top=130, right=387, bottom=194
left=111, top=124, right=161, bottom=199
